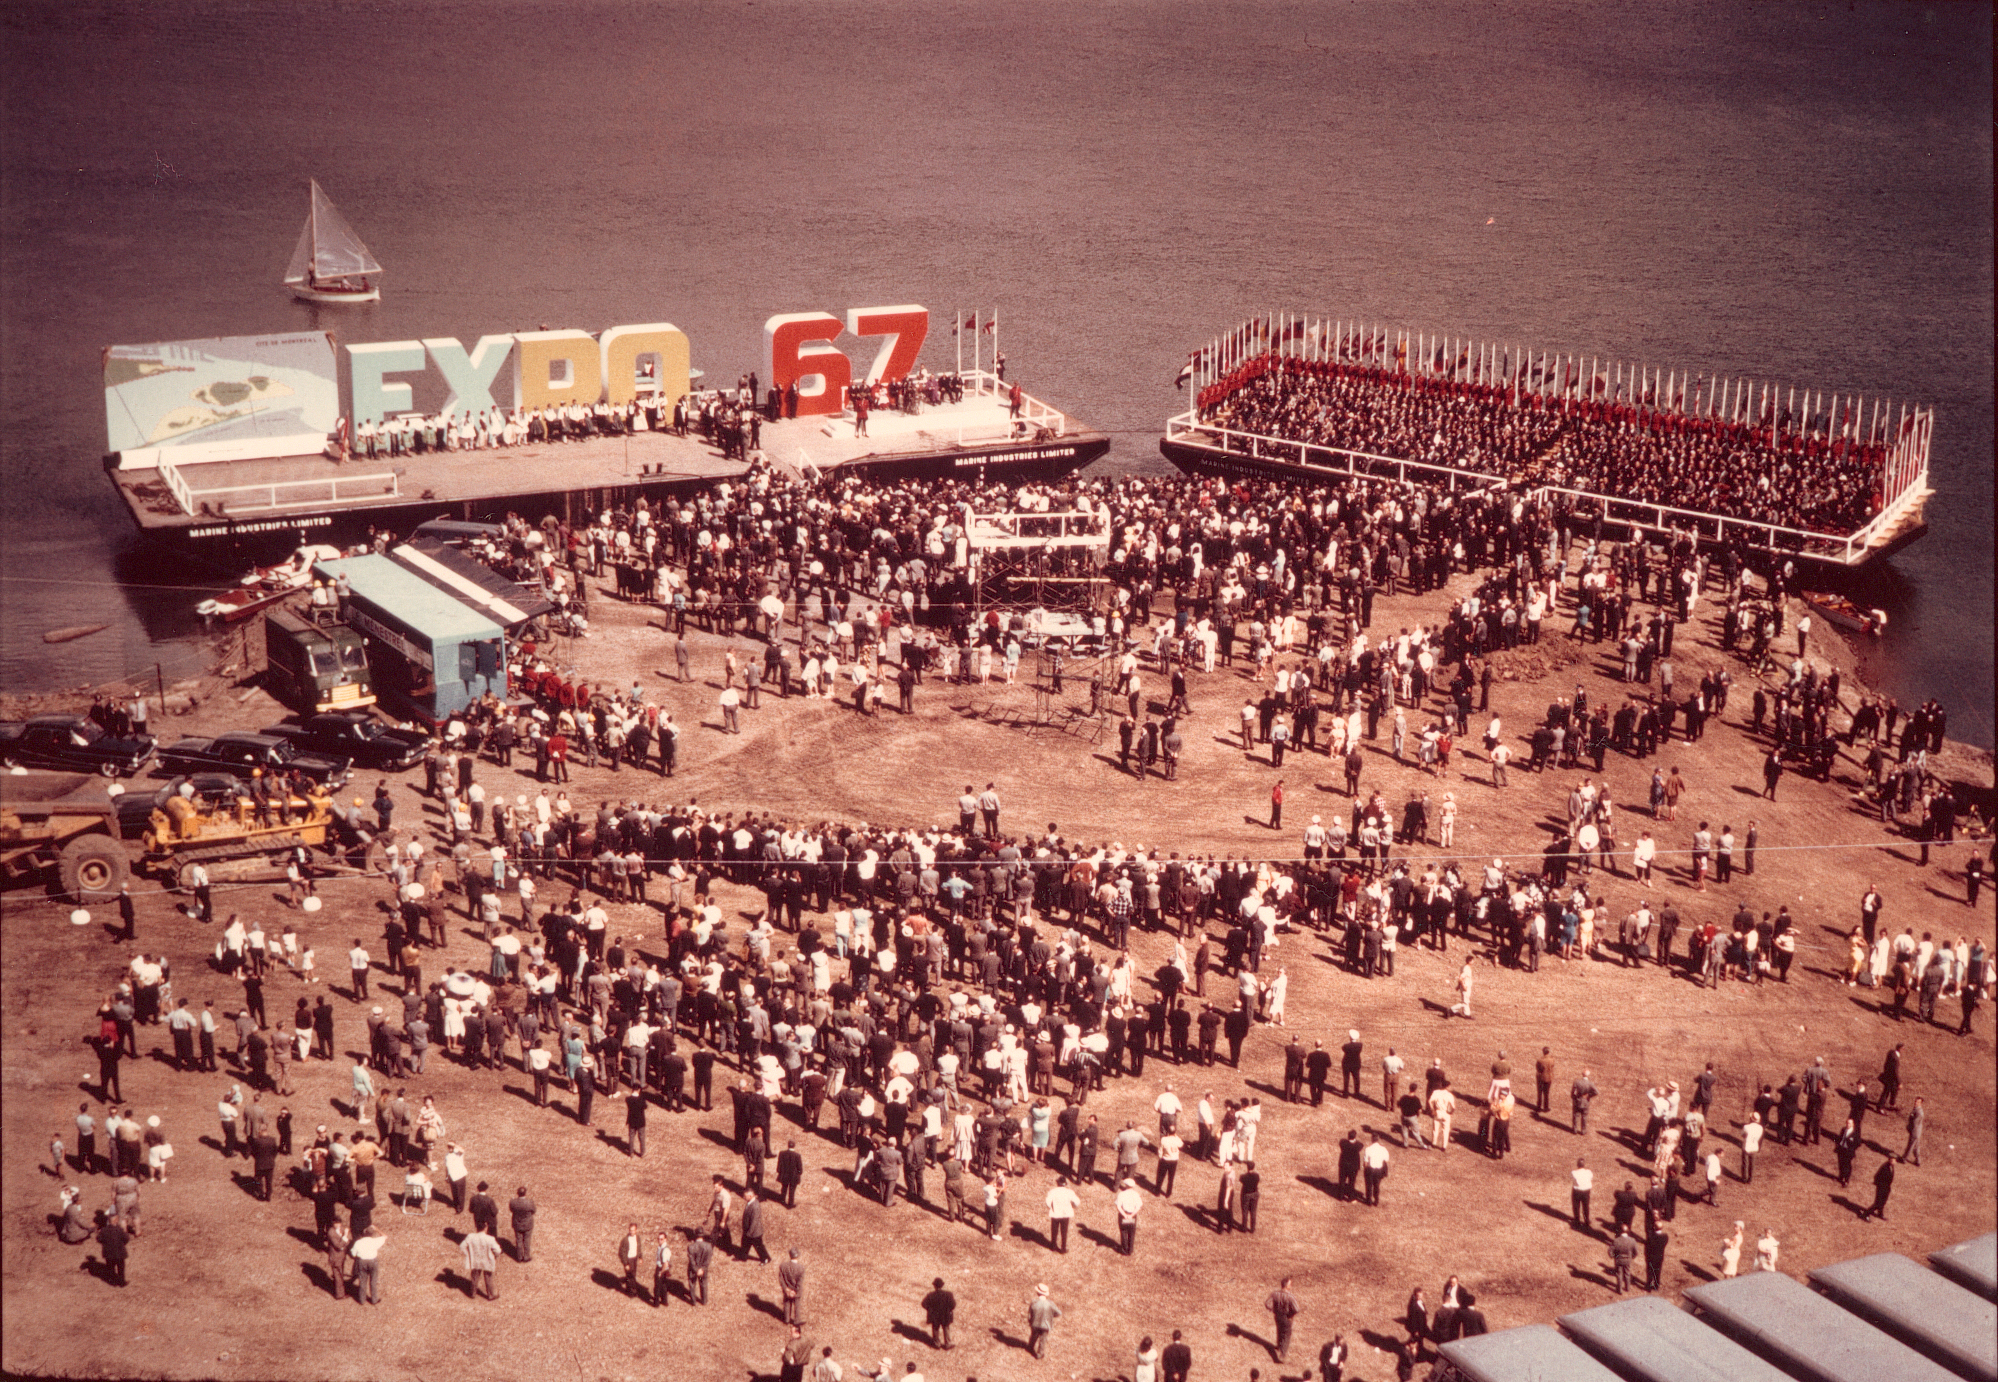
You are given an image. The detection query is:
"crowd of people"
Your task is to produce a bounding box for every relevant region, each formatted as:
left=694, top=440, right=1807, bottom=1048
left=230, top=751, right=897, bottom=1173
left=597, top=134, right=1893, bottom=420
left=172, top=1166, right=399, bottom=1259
left=37, top=456, right=1990, bottom=1381
left=1199, top=356, right=1896, bottom=537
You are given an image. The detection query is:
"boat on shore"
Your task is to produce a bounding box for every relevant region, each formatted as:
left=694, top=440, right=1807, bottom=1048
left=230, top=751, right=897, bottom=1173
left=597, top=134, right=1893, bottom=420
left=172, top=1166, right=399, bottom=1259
left=195, top=543, right=343, bottom=622
left=284, top=179, right=381, bottom=304
left=1803, top=590, right=1887, bottom=636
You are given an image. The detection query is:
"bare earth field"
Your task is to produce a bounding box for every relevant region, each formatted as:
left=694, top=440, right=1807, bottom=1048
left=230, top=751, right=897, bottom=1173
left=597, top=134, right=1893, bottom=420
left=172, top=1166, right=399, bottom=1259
left=4, top=562, right=1993, bottom=1382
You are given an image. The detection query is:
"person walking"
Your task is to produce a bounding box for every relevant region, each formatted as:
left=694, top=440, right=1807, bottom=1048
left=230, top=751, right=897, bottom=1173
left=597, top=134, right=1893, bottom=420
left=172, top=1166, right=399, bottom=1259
left=1570, top=1069, right=1598, bottom=1135
left=1027, top=1283, right=1062, bottom=1359
left=685, top=1230, right=713, bottom=1304
left=350, top=1226, right=386, bottom=1304
left=1447, top=960, right=1473, bottom=1019
left=508, top=1186, right=536, bottom=1262
left=1859, top=1150, right=1897, bottom=1222
left=778, top=1246, right=806, bottom=1324
left=1361, top=1135, right=1390, bottom=1205
left=1115, top=1176, right=1143, bottom=1254
left=1045, top=1175, right=1080, bottom=1251
left=461, top=1223, right=500, bottom=1300
left=921, top=1277, right=957, bottom=1350
left=616, top=1221, right=644, bottom=1298
left=1719, top=1221, right=1745, bottom=1278
left=1610, top=1227, right=1640, bottom=1294
left=323, top=1219, right=353, bottom=1299
left=1265, top=1277, right=1301, bottom=1364
left=650, top=1230, right=673, bottom=1306
left=1570, top=1157, right=1593, bottom=1229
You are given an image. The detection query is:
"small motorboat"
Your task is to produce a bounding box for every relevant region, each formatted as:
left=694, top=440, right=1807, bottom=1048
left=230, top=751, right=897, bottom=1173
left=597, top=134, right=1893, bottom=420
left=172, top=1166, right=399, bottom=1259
left=284, top=179, right=382, bottom=304
left=196, top=543, right=343, bottom=622
left=1803, top=590, right=1886, bottom=636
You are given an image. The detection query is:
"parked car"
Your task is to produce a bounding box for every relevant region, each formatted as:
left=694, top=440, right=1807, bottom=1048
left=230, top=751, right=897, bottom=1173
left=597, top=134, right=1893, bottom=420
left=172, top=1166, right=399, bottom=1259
left=263, top=712, right=429, bottom=773
left=113, top=773, right=249, bottom=839
left=155, top=732, right=351, bottom=788
left=0, top=715, right=157, bottom=777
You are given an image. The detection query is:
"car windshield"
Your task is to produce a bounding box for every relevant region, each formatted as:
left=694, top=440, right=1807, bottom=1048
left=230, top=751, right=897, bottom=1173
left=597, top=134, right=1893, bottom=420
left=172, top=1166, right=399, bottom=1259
left=69, top=721, right=105, bottom=745
left=309, top=650, right=341, bottom=677
left=340, top=644, right=368, bottom=671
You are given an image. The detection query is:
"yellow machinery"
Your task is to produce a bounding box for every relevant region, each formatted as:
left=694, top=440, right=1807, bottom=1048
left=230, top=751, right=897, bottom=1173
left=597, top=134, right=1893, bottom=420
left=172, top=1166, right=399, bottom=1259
left=142, top=785, right=336, bottom=888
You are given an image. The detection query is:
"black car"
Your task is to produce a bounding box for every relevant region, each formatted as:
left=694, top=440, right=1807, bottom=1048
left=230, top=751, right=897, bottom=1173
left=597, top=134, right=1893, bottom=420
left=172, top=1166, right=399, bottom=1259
left=262, top=712, right=430, bottom=773
left=0, top=715, right=157, bottom=777
left=114, top=773, right=250, bottom=839
left=156, top=732, right=351, bottom=788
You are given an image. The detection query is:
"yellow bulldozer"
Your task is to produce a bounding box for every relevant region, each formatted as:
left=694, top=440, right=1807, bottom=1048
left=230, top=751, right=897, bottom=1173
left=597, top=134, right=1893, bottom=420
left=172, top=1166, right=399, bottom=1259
left=141, top=783, right=337, bottom=890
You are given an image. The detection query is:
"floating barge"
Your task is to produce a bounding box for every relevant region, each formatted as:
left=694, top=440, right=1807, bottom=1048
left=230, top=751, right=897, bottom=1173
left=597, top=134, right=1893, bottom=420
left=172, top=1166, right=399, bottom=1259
left=108, top=369, right=1106, bottom=558
left=1160, top=315, right=1932, bottom=571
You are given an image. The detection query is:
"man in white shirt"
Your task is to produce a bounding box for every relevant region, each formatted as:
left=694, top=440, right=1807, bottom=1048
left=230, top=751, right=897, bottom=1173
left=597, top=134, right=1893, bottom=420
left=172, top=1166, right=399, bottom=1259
left=1361, top=1135, right=1390, bottom=1205
left=350, top=1227, right=387, bottom=1303
left=1113, top=1178, right=1142, bottom=1255
left=1570, top=1157, right=1593, bottom=1228
left=1044, top=1175, right=1081, bottom=1252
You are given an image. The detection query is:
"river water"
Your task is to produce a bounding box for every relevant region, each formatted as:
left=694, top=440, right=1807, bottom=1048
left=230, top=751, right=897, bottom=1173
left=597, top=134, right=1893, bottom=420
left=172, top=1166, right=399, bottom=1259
left=2, top=0, right=1989, bottom=743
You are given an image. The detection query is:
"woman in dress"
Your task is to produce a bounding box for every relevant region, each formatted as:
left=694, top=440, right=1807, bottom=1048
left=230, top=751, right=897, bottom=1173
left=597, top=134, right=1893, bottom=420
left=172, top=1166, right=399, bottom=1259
left=1133, top=1337, right=1160, bottom=1382
left=953, top=1107, right=977, bottom=1166
left=413, top=1095, right=445, bottom=1162
left=1028, top=1100, right=1051, bottom=1164
left=1265, top=968, right=1289, bottom=1027
left=1720, top=1220, right=1745, bottom=1277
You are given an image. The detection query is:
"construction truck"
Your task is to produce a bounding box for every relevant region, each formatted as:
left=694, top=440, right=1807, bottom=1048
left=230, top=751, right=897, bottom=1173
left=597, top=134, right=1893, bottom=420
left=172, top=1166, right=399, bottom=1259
left=0, top=772, right=131, bottom=902
left=140, top=779, right=338, bottom=890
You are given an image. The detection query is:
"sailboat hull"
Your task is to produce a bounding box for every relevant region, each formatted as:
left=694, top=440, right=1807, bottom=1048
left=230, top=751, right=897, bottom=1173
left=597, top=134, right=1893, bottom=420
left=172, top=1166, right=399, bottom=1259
left=289, top=282, right=380, bottom=304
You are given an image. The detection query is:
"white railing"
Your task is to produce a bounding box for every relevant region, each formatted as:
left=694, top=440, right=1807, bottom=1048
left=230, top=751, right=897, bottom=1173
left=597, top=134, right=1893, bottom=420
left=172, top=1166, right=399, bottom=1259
left=156, top=459, right=196, bottom=515
left=180, top=470, right=400, bottom=518
left=1165, top=413, right=1514, bottom=491
left=961, top=369, right=1067, bottom=436
left=1164, top=413, right=1926, bottom=565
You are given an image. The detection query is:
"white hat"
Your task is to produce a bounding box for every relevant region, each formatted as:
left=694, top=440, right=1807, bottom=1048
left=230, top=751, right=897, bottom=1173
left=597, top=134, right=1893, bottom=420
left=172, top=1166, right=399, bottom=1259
left=1349, top=1029, right=1359, bottom=1040
left=147, top=1115, right=160, bottom=1127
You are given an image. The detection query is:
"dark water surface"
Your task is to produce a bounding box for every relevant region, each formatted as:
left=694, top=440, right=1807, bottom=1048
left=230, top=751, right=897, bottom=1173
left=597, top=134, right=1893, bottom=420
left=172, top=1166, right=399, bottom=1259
left=2, top=1, right=1989, bottom=742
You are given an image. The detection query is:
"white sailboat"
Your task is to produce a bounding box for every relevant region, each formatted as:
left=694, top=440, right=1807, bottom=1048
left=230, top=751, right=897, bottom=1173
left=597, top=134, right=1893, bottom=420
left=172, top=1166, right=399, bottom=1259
left=284, top=179, right=382, bottom=304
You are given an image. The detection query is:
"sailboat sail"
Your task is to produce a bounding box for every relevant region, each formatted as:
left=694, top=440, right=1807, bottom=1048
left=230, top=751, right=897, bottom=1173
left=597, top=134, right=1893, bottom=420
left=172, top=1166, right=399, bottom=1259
left=283, top=179, right=381, bottom=285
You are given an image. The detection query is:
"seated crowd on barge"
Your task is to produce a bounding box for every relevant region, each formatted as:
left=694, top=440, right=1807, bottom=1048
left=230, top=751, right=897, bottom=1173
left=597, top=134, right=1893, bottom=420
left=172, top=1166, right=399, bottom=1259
left=1197, top=356, right=1894, bottom=537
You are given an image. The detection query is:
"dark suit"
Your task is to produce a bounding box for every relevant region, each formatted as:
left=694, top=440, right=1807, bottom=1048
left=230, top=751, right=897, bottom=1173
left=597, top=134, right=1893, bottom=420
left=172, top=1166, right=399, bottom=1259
left=740, top=1198, right=769, bottom=1262
left=99, top=1219, right=131, bottom=1286
left=509, top=1195, right=536, bottom=1261
left=776, top=1148, right=804, bottom=1207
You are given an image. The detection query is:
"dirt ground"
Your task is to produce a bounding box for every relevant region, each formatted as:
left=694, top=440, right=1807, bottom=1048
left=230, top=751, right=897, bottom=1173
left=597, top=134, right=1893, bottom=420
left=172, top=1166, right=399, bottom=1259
left=4, top=556, right=1993, bottom=1382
